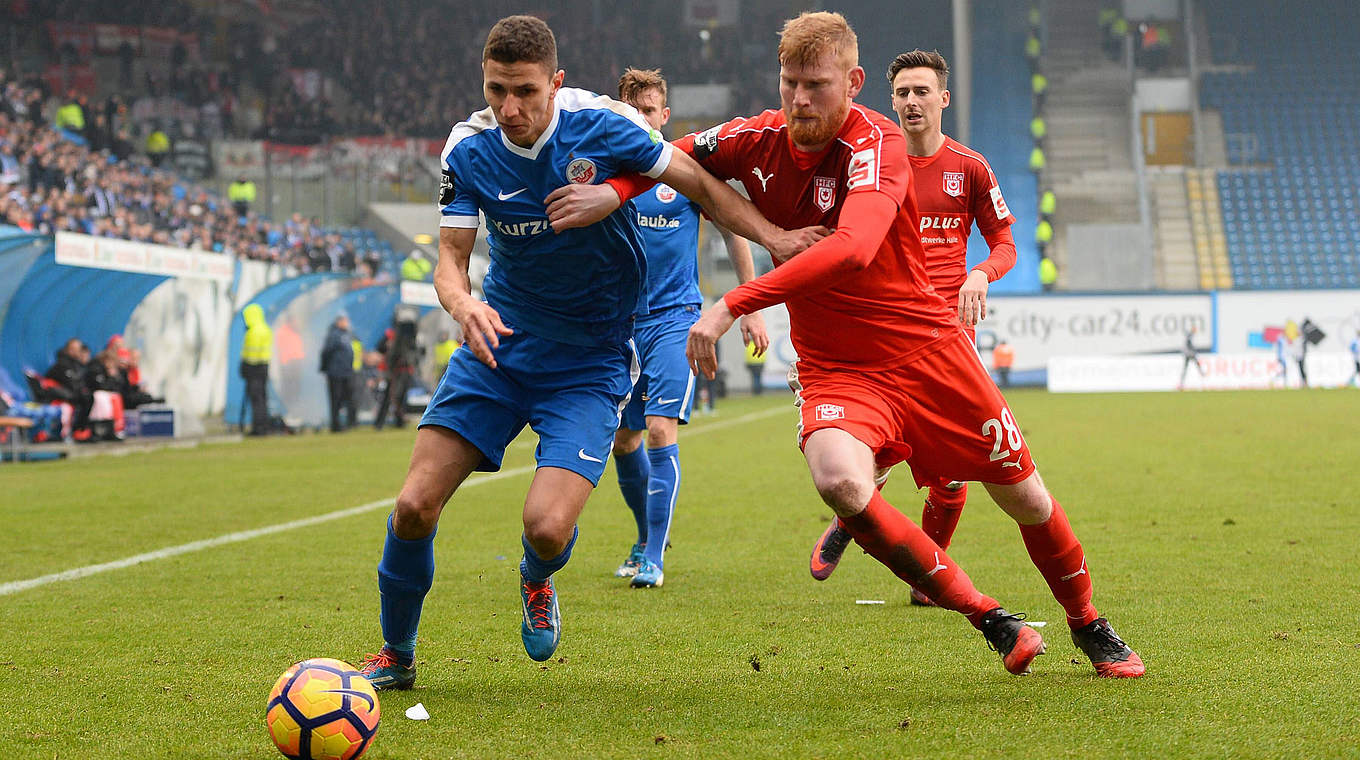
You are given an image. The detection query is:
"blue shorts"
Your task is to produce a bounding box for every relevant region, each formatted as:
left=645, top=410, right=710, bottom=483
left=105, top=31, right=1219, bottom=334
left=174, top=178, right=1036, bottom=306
left=420, top=330, right=638, bottom=485
left=620, top=306, right=699, bottom=431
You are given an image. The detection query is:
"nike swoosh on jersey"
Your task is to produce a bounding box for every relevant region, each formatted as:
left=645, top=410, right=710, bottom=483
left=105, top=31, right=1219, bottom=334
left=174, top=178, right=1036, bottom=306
left=647, top=488, right=664, bottom=495
left=577, top=449, right=603, bottom=463
left=498, top=188, right=528, bottom=200
left=656, top=397, right=680, bottom=405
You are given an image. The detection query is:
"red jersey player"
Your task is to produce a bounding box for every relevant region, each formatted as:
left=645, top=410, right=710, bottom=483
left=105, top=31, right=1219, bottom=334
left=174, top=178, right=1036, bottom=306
left=547, top=12, right=1142, bottom=678
left=808, top=50, right=1021, bottom=607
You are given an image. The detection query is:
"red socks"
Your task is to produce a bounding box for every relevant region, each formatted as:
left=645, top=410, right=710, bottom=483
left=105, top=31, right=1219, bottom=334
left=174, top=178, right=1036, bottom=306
left=839, top=491, right=998, bottom=625
left=921, top=483, right=967, bottom=550
left=1018, top=497, right=1099, bottom=628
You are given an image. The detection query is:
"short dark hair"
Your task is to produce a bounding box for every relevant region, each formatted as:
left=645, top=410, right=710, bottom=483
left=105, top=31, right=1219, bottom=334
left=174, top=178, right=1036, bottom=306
left=483, top=15, right=557, bottom=71
left=618, top=68, right=667, bottom=106
left=887, top=49, right=949, bottom=90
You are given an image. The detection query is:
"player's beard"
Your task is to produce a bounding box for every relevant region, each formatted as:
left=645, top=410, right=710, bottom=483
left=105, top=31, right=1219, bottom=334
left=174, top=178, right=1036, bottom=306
left=786, top=101, right=849, bottom=149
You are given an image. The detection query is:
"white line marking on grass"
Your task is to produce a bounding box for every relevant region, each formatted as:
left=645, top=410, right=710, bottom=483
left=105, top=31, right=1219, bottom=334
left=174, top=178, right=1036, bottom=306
left=0, top=405, right=792, bottom=597
left=0, top=465, right=533, bottom=597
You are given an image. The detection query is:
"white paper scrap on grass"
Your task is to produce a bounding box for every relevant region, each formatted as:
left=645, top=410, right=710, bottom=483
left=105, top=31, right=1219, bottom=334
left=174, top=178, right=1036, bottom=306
left=405, top=703, right=430, bottom=720
left=1025, top=621, right=1048, bottom=628
left=855, top=599, right=886, bottom=605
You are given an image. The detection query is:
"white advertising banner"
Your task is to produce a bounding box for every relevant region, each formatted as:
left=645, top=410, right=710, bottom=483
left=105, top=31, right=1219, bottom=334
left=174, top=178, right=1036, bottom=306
left=712, top=291, right=1360, bottom=390
left=976, top=294, right=1212, bottom=372
left=1214, top=289, right=1360, bottom=354
left=55, top=232, right=235, bottom=282
left=1049, top=352, right=1356, bottom=392
left=123, top=258, right=286, bottom=417
left=399, top=280, right=441, bottom=308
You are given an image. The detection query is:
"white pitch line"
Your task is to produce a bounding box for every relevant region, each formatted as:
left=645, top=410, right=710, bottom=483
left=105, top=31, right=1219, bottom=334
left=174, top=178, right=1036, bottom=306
left=0, top=405, right=792, bottom=597
left=0, top=465, right=534, bottom=598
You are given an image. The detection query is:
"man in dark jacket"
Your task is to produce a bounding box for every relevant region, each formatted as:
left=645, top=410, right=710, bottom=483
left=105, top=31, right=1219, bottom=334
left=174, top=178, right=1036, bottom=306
left=45, top=338, right=92, bottom=430
left=320, top=313, right=357, bottom=432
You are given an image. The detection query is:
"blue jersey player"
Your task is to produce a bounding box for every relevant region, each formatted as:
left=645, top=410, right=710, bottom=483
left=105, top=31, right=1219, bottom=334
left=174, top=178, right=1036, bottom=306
left=610, top=68, right=770, bottom=589
left=359, top=16, right=827, bottom=688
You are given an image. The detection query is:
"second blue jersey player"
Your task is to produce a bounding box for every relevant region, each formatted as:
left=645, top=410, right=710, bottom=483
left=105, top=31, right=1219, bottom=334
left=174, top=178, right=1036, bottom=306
left=610, top=69, right=769, bottom=589
left=358, top=16, right=825, bottom=689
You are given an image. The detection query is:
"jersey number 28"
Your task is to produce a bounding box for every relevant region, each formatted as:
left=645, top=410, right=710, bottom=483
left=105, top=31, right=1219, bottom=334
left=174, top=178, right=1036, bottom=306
left=982, top=407, right=1024, bottom=462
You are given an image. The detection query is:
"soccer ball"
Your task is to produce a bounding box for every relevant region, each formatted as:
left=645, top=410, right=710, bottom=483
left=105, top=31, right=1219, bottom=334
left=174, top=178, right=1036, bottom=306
left=266, top=658, right=381, bottom=760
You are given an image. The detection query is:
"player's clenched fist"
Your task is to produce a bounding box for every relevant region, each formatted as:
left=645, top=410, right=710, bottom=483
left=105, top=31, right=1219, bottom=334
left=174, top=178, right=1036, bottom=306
left=449, top=294, right=512, bottom=368
left=686, top=300, right=737, bottom=379
left=545, top=183, right=621, bottom=231
left=767, top=225, right=833, bottom=262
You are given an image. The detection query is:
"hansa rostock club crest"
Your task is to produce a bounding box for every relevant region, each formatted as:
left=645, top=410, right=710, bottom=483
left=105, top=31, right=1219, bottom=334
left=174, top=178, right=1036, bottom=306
left=566, top=157, right=598, bottom=184
left=814, top=176, right=835, bottom=212
left=943, top=171, right=964, bottom=197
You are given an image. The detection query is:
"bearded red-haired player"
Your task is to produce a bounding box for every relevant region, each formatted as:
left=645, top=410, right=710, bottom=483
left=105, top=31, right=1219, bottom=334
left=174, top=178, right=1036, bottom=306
left=547, top=13, right=1142, bottom=677
left=808, top=50, right=1021, bottom=607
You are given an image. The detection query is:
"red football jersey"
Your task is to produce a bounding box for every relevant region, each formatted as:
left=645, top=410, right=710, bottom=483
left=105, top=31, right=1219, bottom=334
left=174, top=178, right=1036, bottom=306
left=675, top=106, right=957, bottom=370
left=909, top=136, right=1015, bottom=308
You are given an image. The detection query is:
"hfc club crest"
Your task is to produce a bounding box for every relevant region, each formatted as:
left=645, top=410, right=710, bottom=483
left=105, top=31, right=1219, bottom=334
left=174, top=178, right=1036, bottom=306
left=814, top=176, right=835, bottom=212
left=943, top=171, right=964, bottom=197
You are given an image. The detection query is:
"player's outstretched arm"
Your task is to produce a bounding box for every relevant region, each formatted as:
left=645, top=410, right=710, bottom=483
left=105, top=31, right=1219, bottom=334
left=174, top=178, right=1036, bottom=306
left=722, top=191, right=899, bottom=319
left=435, top=226, right=511, bottom=368
left=659, top=149, right=829, bottom=261
left=716, top=224, right=769, bottom=356
left=545, top=160, right=828, bottom=261
left=686, top=192, right=896, bottom=378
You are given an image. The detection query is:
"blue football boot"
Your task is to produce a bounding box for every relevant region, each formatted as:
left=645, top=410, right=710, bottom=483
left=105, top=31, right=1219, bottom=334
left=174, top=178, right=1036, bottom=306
left=629, top=558, right=665, bottom=588
left=358, top=646, right=416, bottom=690
left=520, top=574, right=561, bottom=661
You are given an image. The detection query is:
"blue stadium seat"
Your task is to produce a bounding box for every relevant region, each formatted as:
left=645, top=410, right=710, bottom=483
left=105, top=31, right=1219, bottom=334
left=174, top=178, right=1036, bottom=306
left=1199, top=1, right=1360, bottom=290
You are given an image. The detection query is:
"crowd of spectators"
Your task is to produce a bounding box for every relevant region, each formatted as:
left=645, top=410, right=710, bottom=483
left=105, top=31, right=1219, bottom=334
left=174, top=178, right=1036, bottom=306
left=24, top=0, right=203, bottom=32
left=1, top=2, right=784, bottom=278
left=261, top=0, right=777, bottom=140
left=1, top=72, right=387, bottom=275
left=11, top=0, right=240, bottom=142
left=15, top=0, right=781, bottom=144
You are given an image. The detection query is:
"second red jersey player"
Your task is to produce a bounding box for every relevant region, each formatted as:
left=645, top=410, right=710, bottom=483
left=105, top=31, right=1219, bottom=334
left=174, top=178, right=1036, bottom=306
left=911, top=135, right=1016, bottom=327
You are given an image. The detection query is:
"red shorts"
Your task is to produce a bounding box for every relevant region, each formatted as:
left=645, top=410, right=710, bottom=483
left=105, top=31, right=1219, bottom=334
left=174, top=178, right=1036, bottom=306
left=789, top=331, right=1035, bottom=489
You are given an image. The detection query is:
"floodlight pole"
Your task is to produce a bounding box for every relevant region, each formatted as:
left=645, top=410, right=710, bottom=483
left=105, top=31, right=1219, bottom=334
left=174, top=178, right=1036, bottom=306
left=952, top=0, right=972, bottom=146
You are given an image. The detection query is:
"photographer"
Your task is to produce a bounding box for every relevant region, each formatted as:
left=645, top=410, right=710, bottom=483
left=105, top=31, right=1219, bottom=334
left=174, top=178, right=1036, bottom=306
left=374, top=306, right=421, bottom=430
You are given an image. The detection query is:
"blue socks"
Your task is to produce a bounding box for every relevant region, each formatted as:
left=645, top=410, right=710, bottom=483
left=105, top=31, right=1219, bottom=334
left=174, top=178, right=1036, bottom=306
left=614, top=446, right=650, bottom=545
left=520, top=526, right=579, bottom=582
left=643, top=444, right=680, bottom=568
left=377, top=515, right=435, bottom=665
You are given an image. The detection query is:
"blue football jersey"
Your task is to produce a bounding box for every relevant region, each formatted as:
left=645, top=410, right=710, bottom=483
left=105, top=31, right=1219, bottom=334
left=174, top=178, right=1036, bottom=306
left=439, top=88, right=672, bottom=347
left=632, top=182, right=703, bottom=317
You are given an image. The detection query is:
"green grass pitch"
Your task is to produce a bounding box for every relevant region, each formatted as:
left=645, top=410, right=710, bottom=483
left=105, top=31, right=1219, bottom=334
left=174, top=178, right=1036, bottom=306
left=2, top=389, right=1359, bottom=758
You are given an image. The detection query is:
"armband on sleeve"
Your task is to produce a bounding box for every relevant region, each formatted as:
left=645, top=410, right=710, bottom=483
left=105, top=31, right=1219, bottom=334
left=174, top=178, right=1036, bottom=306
left=604, top=174, right=658, bottom=203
